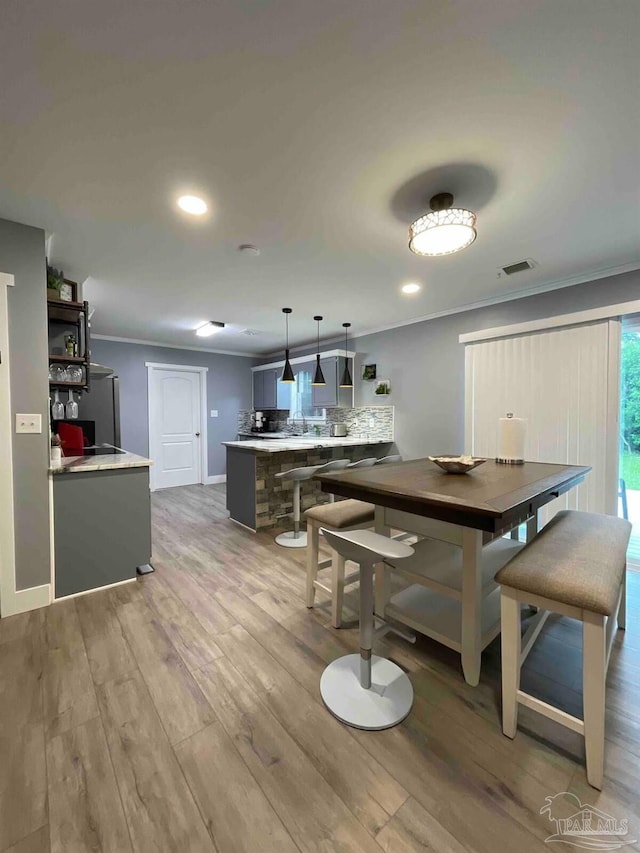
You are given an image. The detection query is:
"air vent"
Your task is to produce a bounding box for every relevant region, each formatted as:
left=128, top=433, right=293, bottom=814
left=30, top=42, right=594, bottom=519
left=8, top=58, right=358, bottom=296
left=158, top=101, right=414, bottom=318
left=499, top=259, right=536, bottom=276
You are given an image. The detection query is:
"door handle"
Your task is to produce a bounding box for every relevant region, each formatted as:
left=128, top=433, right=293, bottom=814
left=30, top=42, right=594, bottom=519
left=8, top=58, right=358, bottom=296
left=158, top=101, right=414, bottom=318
left=195, top=432, right=201, bottom=437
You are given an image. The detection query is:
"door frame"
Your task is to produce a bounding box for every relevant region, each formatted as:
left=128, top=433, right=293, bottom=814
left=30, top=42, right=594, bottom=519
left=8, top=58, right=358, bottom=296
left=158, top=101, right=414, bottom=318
left=0, top=273, right=17, bottom=615
left=145, top=362, right=208, bottom=491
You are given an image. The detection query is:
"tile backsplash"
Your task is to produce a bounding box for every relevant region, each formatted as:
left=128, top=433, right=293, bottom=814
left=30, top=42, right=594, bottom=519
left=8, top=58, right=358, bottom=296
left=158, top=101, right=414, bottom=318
left=237, top=406, right=394, bottom=442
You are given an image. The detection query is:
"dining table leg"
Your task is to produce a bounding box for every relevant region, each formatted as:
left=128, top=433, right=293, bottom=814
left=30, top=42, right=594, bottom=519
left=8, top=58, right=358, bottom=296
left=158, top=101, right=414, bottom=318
left=461, top=527, right=484, bottom=686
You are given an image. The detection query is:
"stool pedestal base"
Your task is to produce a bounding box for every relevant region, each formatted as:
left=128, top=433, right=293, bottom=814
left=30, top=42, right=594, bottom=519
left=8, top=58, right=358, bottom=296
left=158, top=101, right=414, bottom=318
left=320, top=654, right=413, bottom=730
left=275, top=530, right=308, bottom=548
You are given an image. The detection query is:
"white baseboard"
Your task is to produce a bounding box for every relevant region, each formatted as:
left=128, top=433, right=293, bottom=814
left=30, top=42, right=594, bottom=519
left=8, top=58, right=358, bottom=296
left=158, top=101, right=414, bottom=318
left=205, top=474, right=227, bottom=485
left=1, top=583, right=52, bottom=617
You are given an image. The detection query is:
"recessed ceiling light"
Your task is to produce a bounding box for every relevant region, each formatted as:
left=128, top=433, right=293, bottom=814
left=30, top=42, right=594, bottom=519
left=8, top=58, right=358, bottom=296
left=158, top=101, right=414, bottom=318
left=401, top=282, right=421, bottom=294
left=195, top=321, right=225, bottom=337
left=238, top=244, right=260, bottom=256
left=177, top=195, right=208, bottom=215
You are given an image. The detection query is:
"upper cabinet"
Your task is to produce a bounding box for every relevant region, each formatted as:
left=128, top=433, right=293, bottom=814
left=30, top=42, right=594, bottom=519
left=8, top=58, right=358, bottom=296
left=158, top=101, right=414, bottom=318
left=311, top=356, right=352, bottom=408
left=253, top=367, right=282, bottom=409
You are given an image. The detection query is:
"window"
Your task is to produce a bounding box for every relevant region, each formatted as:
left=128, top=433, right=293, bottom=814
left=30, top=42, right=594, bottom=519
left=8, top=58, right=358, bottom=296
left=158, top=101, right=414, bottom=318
left=285, top=367, right=325, bottom=422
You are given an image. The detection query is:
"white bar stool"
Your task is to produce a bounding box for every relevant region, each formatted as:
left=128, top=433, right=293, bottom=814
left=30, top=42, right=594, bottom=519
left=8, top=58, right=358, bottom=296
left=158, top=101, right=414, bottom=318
left=347, top=457, right=378, bottom=468
left=319, top=528, right=415, bottom=730
left=314, top=458, right=350, bottom=502
left=274, top=464, right=321, bottom=548
left=376, top=455, right=402, bottom=465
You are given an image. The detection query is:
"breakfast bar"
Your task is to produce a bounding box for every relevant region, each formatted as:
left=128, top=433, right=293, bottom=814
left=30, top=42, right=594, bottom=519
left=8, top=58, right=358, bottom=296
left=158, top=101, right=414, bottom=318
left=315, top=458, right=590, bottom=685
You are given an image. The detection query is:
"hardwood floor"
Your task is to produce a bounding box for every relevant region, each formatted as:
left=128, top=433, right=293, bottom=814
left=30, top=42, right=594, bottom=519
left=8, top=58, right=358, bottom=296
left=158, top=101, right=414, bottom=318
left=1, top=482, right=640, bottom=851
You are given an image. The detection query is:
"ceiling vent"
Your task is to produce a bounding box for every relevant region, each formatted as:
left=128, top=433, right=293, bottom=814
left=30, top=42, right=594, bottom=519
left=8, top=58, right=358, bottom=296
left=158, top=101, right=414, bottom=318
left=499, top=258, right=536, bottom=277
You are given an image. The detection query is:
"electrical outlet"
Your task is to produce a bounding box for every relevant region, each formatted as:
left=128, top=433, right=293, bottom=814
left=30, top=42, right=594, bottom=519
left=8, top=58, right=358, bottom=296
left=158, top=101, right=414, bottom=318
left=16, top=414, right=42, bottom=434
left=210, top=409, right=219, bottom=418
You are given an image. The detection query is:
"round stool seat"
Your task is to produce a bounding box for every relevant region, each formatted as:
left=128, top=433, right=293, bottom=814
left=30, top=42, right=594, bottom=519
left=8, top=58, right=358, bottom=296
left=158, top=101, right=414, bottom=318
left=275, top=464, right=322, bottom=548
left=376, top=454, right=403, bottom=465
left=347, top=457, right=378, bottom=468
left=320, top=654, right=413, bottom=730
left=320, top=527, right=414, bottom=564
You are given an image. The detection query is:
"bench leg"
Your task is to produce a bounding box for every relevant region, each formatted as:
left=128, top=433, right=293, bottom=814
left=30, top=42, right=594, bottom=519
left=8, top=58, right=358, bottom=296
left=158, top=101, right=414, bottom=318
left=331, top=550, right=346, bottom=629
left=583, top=611, right=606, bottom=790
left=461, top=528, right=483, bottom=686
left=618, top=567, right=627, bottom=631
left=306, top=522, right=319, bottom=608
left=500, top=587, right=521, bottom=739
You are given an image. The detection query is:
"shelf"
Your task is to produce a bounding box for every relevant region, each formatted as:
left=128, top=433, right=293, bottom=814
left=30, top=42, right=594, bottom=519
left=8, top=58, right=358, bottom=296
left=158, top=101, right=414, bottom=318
left=47, top=299, right=85, bottom=311
left=49, top=381, right=86, bottom=388
left=48, top=354, right=87, bottom=364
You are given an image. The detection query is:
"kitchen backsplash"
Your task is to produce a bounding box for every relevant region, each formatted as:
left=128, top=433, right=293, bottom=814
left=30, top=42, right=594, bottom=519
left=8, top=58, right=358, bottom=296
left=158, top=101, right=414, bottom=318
left=237, top=406, right=394, bottom=441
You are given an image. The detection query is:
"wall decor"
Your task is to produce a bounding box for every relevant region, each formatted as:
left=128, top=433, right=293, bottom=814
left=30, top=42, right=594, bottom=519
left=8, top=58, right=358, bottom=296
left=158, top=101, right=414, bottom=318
left=375, top=379, right=391, bottom=395
left=362, top=364, right=377, bottom=380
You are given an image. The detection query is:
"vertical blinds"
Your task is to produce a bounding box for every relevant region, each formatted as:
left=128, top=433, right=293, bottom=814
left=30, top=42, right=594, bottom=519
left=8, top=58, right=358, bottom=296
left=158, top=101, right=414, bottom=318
left=465, top=319, right=620, bottom=522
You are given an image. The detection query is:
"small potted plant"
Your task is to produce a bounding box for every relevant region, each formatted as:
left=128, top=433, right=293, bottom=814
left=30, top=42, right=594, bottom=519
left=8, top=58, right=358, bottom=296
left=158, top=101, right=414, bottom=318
left=375, top=379, right=391, bottom=395
left=47, top=265, right=64, bottom=301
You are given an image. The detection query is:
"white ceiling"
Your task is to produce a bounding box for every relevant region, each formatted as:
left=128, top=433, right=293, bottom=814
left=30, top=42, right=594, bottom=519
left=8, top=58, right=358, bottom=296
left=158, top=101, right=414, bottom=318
left=1, top=0, right=639, bottom=355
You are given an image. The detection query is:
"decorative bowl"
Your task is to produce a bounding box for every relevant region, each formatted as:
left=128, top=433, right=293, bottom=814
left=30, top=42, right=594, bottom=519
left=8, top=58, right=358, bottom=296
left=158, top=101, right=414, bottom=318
left=428, top=455, right=486, bottom=474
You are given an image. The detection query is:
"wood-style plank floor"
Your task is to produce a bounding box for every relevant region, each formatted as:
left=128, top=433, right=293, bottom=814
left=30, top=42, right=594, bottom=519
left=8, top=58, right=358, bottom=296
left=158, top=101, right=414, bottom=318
left=2, top=483, right=640, bottom=852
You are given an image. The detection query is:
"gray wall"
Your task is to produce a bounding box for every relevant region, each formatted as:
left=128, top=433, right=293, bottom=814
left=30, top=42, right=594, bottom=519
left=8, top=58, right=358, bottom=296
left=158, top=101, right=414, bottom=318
left=352, top=269, right=640, bottom=461
left=1, top=218, right=51, bottom=590
left=90, top=339, right=255, bottom=476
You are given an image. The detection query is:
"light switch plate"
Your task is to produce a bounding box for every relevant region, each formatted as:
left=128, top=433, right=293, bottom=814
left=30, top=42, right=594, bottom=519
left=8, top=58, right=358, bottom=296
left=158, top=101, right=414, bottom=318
left=210, top=409, right=218, bottom=418
left=16, top=413, right=42, bottom=434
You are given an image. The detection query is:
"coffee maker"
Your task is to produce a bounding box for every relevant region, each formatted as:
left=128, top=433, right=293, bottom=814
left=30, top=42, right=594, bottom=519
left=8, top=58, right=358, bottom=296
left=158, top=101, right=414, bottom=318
left=253, top=411, right=266, bottom=432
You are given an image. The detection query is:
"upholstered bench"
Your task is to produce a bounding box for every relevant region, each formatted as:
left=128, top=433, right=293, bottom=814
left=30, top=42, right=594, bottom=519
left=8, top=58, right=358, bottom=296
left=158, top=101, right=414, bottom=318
left=304, top=499, right=375, bottom=627
left=496, top=509, right=631, bottom=789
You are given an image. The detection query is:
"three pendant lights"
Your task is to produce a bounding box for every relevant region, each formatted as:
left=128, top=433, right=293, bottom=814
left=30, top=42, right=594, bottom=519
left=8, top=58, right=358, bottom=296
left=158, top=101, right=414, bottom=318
left=280, top=308, right=352, bottom=388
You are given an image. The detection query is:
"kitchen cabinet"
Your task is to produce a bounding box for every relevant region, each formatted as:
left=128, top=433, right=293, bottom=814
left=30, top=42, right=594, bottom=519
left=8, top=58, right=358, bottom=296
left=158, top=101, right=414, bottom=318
left=254, top=367, right=286, bottom=410
left=312, top=356, right=353, bottom=408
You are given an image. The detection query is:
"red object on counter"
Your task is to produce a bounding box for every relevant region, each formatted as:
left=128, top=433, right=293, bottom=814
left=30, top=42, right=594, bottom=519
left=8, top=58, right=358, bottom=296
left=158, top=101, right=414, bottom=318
left=57, top=423, right=85, bottom=456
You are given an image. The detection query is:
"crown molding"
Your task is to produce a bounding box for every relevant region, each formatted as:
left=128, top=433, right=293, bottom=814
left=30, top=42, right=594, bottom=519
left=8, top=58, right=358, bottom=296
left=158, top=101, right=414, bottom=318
left=262, top=260, right=640, bottom=357
left=91, top=334, right=256, bottom=358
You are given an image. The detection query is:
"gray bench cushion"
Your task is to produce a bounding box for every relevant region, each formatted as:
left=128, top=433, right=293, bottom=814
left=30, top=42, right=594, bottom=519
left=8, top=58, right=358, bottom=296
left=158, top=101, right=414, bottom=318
left=496, top=510, right=631, bottom=615
left=304, top=499, right=374, bottom=529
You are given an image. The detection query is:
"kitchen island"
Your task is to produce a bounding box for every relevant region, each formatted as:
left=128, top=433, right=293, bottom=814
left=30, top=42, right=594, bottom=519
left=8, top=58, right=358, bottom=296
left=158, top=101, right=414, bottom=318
left=223, top=437, right=393, bottom=531
left=49, top=449, right=153, bottom=597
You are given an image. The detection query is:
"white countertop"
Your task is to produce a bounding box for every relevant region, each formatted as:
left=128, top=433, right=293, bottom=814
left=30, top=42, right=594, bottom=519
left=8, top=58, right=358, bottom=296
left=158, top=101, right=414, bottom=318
left=223, top=437, right=393, bottom=453
left=49, top=448, right=153, bottom=474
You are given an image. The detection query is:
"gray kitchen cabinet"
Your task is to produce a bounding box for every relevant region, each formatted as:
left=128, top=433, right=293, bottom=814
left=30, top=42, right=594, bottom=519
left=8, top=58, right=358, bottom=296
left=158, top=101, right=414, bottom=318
left=311, top=356, right=353, bottom=408
left=54, top=467, right=152, bottom=597
left=252, top=370, right=263, bottom=408
left=262, top=368, right=278, bottom=409
left=254, top=368, right=281, bottom=409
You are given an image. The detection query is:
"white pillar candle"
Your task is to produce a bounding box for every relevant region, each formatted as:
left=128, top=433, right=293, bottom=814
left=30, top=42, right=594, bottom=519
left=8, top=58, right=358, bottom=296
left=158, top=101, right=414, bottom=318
left=497, top=414, right=526, bottom=463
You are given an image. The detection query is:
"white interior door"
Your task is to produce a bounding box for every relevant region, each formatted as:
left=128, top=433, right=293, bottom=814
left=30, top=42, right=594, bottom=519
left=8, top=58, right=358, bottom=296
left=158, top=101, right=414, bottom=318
left=148, top=366, right=204, bottom=489
left=465, top=319, right=620, bottom=522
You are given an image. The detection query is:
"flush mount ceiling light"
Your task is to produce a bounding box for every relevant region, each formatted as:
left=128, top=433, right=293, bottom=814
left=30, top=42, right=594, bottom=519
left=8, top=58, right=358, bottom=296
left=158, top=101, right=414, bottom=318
left=280, top=308, right=295, bottom=383
left=177, top=194, right=208, bottom=215
left=401, top=282, right=421, bottom=294
left=311, top=315, right=326, bottom=386
left=409, top=192, right=477, bottom=257
left=195, top=321, right=225, bottom=337
left=340, top=323, right=353, bottom=388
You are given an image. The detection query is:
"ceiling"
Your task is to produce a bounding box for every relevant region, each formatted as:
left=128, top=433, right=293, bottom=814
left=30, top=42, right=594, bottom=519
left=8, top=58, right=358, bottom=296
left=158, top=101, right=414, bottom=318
left=1, top=0, right=638, bottom=355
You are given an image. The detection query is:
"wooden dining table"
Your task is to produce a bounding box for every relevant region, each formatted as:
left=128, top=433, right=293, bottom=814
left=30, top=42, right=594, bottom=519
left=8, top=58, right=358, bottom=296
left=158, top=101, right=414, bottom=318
left=315, top=458, right=590, bottom=686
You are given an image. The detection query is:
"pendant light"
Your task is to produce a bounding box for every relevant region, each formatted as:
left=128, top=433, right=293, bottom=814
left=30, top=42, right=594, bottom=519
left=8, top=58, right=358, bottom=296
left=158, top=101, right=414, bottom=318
left=340, top=323, right=353, bottom=388
left=311, top=315, right=326, bottom=386
left=409, top=192, right=477, bottom=256
left=280, top=308, right=295, bottom=383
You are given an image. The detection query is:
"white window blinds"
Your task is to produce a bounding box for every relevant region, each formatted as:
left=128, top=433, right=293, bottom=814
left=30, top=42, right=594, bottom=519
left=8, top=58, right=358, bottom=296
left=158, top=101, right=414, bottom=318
left=465, top=319, right=620, bottom=522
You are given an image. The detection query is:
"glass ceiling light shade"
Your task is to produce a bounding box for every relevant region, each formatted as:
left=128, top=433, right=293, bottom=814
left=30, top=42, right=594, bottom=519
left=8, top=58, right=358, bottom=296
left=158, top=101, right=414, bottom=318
left=281, top=308, right=295, bottom=383
left=409, top=192, right=477, bottom=257
left=340, top=323, right=353, bottom=388
left=311, top=315, right=326, bottom=386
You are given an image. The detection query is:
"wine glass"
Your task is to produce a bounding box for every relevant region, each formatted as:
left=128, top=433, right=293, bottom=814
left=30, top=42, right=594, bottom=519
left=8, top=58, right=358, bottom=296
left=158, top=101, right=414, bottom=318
left=65, top=390, right=78, bottom=419
left=51, top=390, right=64, bottom=420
